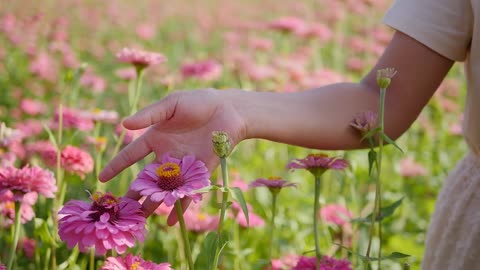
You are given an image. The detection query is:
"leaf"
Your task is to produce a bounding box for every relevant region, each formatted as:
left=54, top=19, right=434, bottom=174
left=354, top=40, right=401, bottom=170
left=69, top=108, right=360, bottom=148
left=194, top=232, right=218, bottom=270
left=193, top=184, right=221, bottom=194
left=361, top=127, right=381, bottom=141
left=229, top=187, right=249, bottom=226
left=34, top=218, right=57, bottom=247
left=252, top=259, right=271, bottom=270
left=368, top=149, right=377, bottom=175
left=336, top=245, right=410, bottom=261
left=42, top=122, right=58, bottom=149
left=352, top=197, right=404, bottom=223
left=382, top=133, right=404, bottom=153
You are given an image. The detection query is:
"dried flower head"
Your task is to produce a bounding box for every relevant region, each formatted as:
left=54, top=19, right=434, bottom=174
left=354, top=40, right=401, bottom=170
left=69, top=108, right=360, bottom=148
left=212, top=131, right=231, bottom=158
left=376, top=67, right=397, bottom=88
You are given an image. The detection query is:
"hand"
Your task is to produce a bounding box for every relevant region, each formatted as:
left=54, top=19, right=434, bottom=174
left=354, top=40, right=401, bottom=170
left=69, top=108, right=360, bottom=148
left=98, top=89, right=247, bottom=225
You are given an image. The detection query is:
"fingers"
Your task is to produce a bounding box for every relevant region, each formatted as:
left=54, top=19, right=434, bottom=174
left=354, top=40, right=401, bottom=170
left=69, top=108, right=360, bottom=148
left=123, top=94, right=179, bottom=130
left=141, top=198, right=163, bottom=217
left=167, top=197, right=192, bottom=226
left=98, top=136, right=151, bottom=182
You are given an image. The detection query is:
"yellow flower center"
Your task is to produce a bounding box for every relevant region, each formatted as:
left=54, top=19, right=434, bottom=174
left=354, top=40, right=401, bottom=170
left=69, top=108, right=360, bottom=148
left=268, top=176, right=282, bottom=181
left=197, top=213, right=207, bottom=221
left=92, top=108, right=102, bottom=114
left=130, top=261, right=141, bottom=270
left=308, top=153, right=329, bottom=158
left=156, top=162, right=181, bottom=178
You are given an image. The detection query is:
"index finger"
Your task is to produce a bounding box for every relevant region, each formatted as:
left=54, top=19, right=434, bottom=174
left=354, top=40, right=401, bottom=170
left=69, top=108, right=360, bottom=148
left=98, top=135, right=151, bottom=182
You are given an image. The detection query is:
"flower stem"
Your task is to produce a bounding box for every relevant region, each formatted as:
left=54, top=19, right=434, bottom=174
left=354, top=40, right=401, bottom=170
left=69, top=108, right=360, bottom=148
left=7, top=202, right=22, bottom=270
left=268, top=192, right=278, bottom=262
left=89, top=249, right=95, bottom=270
left=175, top=200, right=194, bottom=270
left=376, top=87, right=387, bottom=270
left=233, top=223, right=241, bottom=270
left=313, top=176, right=322, bottom=269
left=212, top=157, right=229, bottom=269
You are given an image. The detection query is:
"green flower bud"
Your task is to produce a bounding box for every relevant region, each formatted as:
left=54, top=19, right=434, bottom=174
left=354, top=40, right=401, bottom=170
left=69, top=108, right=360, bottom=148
left=212, top=131, right=231, bottom=158
left=376, top=68, right=397, bottom=89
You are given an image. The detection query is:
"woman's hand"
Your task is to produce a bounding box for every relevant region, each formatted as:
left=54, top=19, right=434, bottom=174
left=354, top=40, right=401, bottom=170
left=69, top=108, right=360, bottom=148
left=98, top=88, right=247, bottom=225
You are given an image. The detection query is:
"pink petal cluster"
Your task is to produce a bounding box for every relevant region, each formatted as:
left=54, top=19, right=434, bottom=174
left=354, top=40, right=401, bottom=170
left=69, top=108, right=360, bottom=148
left=350, top=111, right=378, bottom=136
left=293, top=256, right=352, bottom=270
left=269, top=254, right=299, bottom=270
left=116, top=47, right=166, bottom=67
left=267, top=16, right=306, bottom=34
left=20, top=98, right=47, bottom=116
left=0, top=191, right=37, bottom=227
left=81, top=109, right=119, bottom=124
left=58, top=192, right=147, bottom=255
left=0, top=165, right=57, bottom=200
left=181, top=60, right=222, bottom=81
left=183, top=204, right=219, bottom=233
left=250, top=176, right=297, bottom=192
left=399, top=157, right=427, bottom=177
left=320, top=204, right=353, bottom=227
left=42, top=145, right=94, bottom=179
left=0, top=263, right=5, bottom=270
left=52, top=107, right=95, bottom=131
left=231, top=201, right=265, bottom=228
left=287, top=154, right=348, bottom=172
left=101, top=254, right=172, bottom=270
left=130, top=153, right=210, bottom=206
left=19, top=237, right=36, bottom=259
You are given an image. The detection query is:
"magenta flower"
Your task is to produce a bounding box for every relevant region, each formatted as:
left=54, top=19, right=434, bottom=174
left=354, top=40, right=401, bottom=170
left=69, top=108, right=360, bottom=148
left=0, top=165, right=56, bottom=200
left=181, top=60, right=222, bottom=81
left=0, top=263, right=5, bottom=270
left=293, top=256, right=352, bottom=270
left=0, top=191, right=37, bottom=227
left=116, top=47, right=166, bottom=68
left=42, top=145, right=94, bottom=179
left=130, top=153, right=210, bottom=207
left=320, top=204, right=353, bottom=227
left=231, top=202, right=265, bottom=228
left=183, top=204, right=219, bottom=233
left=58, top=192, right=147, bottom=255
left=287, top=153, right=348, bottom=177
left=52, top=107, right=95, bottom=132
left=350, top=111, right=378, bottom=137
left=100, top=254, right=172, bottom=270
left=250, top=176, right=297, bottom=193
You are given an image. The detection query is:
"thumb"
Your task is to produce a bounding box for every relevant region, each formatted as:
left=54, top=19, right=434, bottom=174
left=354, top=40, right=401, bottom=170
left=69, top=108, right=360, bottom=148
left=123, top=94, right=179, bottom=130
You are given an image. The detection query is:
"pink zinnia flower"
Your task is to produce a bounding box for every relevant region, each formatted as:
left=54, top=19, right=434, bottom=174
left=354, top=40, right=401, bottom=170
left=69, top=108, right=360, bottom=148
left=320, top=204, right=353, bottom=227
left=293, top=256, right=352, bottom=270
left=29, top=52, right=57, bottom=82
left=231, top=202, right=265, bottom=228
left=181, top=60, right=222, bottom=81
left=267, top=17, right=306, bottom=34
left=183, top=204, right=219, bottom=233
left=287, top=154, right=348, bottom=176
left=58, top=192, right=147, bottom=255
left=130, top=153, right=210, bottom=206
left=42, top=145, right=94, bottom=179
left=116, top=48, right=166, bottom=68
left=101, top=254, right=172, bottom=270
left=399, top=157, right=427, bottom=177
left=250, top=176, right=297, bottom=193
left=135, top=23, right=156, bottom=41
left=80, top=71, right=107, bottom=93
left=20, top=98, right=47, bottom=116
left=19, top=237, right=36, bottom=259
left=350, top=111, right=378, bottom=137
left=52, top=107, right=95, bottom=132
left=269, top=254, right=299, bottom=270
left=0, top=191, right=37, bottom=227
left=82, top=109, right=119, bottom=124
left=0, top=165, right=56, bottom=200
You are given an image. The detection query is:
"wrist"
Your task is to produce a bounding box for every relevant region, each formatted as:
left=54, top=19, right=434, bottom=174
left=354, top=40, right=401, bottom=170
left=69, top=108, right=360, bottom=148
left=223, top=89, right=260, bottom=140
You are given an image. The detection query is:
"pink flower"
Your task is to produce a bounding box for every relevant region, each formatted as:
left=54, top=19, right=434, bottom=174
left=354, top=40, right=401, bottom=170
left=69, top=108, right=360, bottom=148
left=14, top=120, right=44, bottom=138
left=181, top=60, right=222, bottom=81
left=29, top=52, right=58, bottom=82
left=42, top=145, right=94, bottom=179
left=183, top=204, right=219, bottom=233
left=231, top=202, right=265, bottom=228
left=287, top=154, right=348, bottom=176
left=116, top=48, right=166, bottom=68
left=20, top=98, right=47, bottom=116
left=130, top=153, right=210, bottom=206
left=250, top=176, right=297, bottom=193
left=298, top=23, right=332, bottom=42
left=58, top=192, right=147, bottom=255
left=82, top=109, right=119, bottom=124
left=269, top=254, right=299, bottom=270
left=153, top=204, right=173, bottom=216
left=0, top=165, right=56, bottom=200
left=0, top=263, right=5, bottom=270
left=267, top=17, right=306, bottom=34
left=52, top=107, right=95, bottom=132
left=19, top=237, right=36, bottom=259
left=101, top=254, right=172, bottom=270
left=115, top=67, right=137, bottom=80
left=80, top=71, right=107, bottom=93
left=136, top=23, right=156, bottom=41
left=0, top=191, right=37, bottom=227
left=399, top=157, right=427, bottom=177
left=320, top=204, right=352, bottom=227
left=350, top=111, right=378, bottom=137
left=293, top=256, right=352, bottom=270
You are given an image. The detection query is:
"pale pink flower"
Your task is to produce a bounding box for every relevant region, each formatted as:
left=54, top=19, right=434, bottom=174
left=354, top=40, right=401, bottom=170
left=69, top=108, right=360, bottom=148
left=250, top=176, right=297, bottom=193
left=399, top=157, right=427, bottom=177
left=183, top=204, right=219, bottom=233
left=0, top=151, right=16, bottom=167
left=14, top=120, right=44, bottom=139
left=29, top=52, right=57, bottom=82
left=293, top=256, right=352, bottom=270
left=244, top=64, right=277, bottom=82
left=267, top=17, right=306, bottom=34
left=115, top=67, right=137, bottom=80
left=320, top=204, right=353, bottom=227
left=269, top=254, right=299, bottom=270
left=82, top=109, right=119, bottom=124
left=52, top=107, right=95, bottom=132
left=181, top=60, right=222, bottom=81
left=287, top=154, right=348, bottom=176
left=136, top=23, right=156, bottom=40
left=231, top=202, right=265, bottom=228
left=130, top=153, right=210, bottom=206
left=58, top=192, right=147, bottom=255
left=0, top=165, right=56, bottom=200
left=298, top=23, right=332, bottom=42
left=80, top=71, right=107, bottom=93
left=101, top=254, right=172, bottom=270
left=248, top=37, right=273, bottom=51
left=20, top=98, right=47, bottom=116
left=346, top=57, right=364, bottom=72
left=0, top=191, right=37, bottom=227
left=116, top=48, right=166, bottom=68
left=19, top=237, right=36, bottom=259
left=230, top=172, right=249, bottom=192
left=42, top=145, right=94, bottom=179
left=153, top=203, right=173, bottom=216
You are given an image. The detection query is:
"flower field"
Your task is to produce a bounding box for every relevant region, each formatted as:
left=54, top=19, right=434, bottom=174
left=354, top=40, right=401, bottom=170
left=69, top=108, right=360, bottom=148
left=0, top=0, right=467, bottom=269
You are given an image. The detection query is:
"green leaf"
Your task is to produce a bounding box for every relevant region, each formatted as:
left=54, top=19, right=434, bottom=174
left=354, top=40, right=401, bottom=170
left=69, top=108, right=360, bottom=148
left=193, top=184, right=221, bottom=194
left=337, top=245, right=410, bottom=261
left=382, top=133, right=404, bottom=153
left=229, top=187, right=249, bottom=226
left=361, top=127, right=381, bottom=141
left=34, top=218, right=57, bottom=247
left=42, top=122, right=58, bottom=149
left=252, top=259, right=271, bottom=270
left=194, top=232, right=218, bottom=269
left=368, top=149, right=377, bottom=175
left=352, top=197, right=404, bottom=224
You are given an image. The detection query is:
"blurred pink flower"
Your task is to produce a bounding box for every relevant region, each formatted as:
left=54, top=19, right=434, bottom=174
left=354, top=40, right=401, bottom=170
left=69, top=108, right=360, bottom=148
left=250, top=176, right=297, bottom=193
left=230, top=172, right=249, bottom=192
left=116, top=47, right=166, bottom=68
left=82, top=109, right=119, bottom=124
left=20, top=98, right=47, bottom=116
left=244, top=64, right=277, bottom=82
left=320, top=204, right=352, bottom=227
left=231, top=201, right=265, bottom=228
left=287, top=154, right=348, bottom=176
left=115, top=67, right=137, bottom=80
left=115, top=125, right=147, bottom=145
left=19, top=237, right=36, bottom=259
left=293, top=256, right=352, bottom=270
left=101, top=254, right=172, bottom=270
left=136, top=23, right=156, bottom=40
left=181, top=60, right=222, bottom=81
left=52, top=107, right=95, bottom=132
left=130, top=153, right=210, bottom=206
left=42, top=145, right=94, bottom=179
left=80, top=71, right=107, bottom=93
left=248, top=37, right=273, bottom=51
left=58, top=192, right=147, bottom=255
left=346, top=57, right=364, bottom=72
left=0, top=151, right=16, bottom=167
left=298, top=23, right=332, bottom=42
left=0, top=191, right=37, bottom=227
left=267, top=16, right=306, bottom=34
left=183, top=204, right=219, bottom=233
left=399, top=157, right=427, bottom=177
left=0, top=263, right=5, bottom=270
left=350, top=111, right=378, bottom=137
left=29, top=52, right=58, bottom=82
left=0, top=165, right=56, bottom=200
left=153, top=203, right=173, bottom=216
left=269, top=254, right=299, bottom=270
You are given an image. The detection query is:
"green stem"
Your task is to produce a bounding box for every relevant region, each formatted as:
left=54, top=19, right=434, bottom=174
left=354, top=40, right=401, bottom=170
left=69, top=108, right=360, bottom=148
left=376, top=87, right=386, bottom=270
left=175, top=200, right=194, bottom=270
left=89, top=249, right=95, bottom=270
left=233, top=223, right=241, bottom=270
left=313, top=176, right=322, bottom=269
left=7, top=202, right=21, bottom=270
left=212, top=157, right=229, bottom=270
left=268, top=192, right=278, bottom=262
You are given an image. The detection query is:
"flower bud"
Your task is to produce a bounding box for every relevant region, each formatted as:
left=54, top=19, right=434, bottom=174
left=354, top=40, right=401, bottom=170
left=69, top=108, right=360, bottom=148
left=212, top=131, right=231, bottom=158
left=376, top=68, right=397, bottom=89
